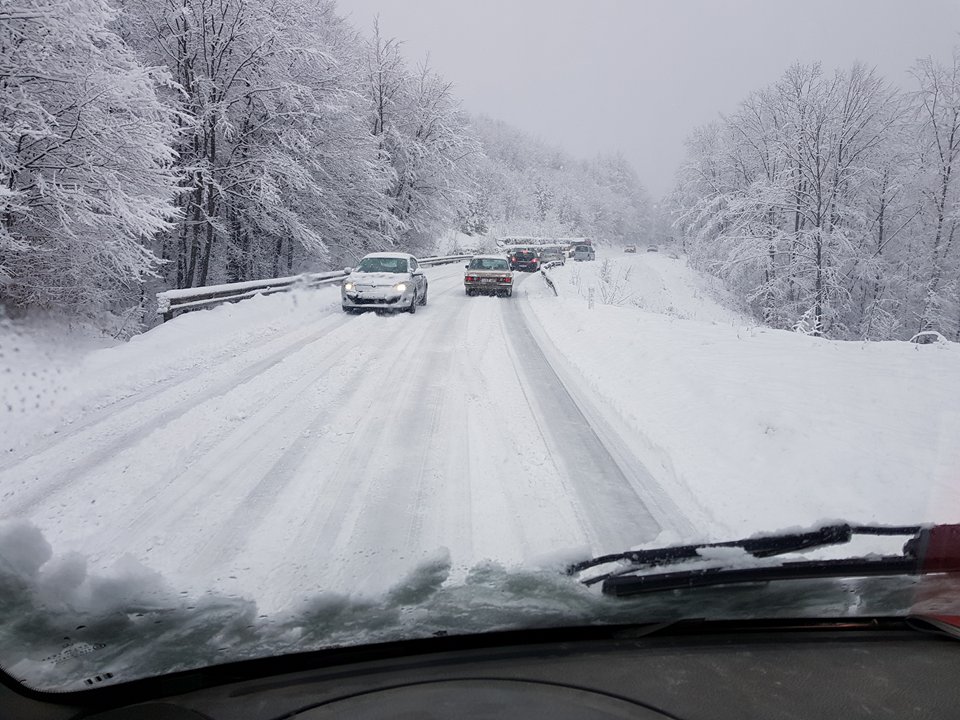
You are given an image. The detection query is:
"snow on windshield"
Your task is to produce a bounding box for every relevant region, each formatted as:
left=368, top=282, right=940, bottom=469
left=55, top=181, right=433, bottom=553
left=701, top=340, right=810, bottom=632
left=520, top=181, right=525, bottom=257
left=2, top=517, right=948, bottom=692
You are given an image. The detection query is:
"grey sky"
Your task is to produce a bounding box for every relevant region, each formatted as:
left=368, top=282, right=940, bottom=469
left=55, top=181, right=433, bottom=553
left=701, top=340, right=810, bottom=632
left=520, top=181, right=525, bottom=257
left=337, top=0, right=960, bottom=198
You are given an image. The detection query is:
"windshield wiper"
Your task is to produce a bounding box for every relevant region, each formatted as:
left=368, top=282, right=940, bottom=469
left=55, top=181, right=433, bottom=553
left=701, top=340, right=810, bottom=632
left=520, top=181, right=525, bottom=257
left=569, top=523, right=960, bottom=598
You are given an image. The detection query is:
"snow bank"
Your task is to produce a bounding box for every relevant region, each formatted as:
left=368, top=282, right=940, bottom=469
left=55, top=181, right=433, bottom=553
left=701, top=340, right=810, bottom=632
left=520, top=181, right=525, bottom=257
left=527, top=253, right=960, bottom=538
left=561, top=250, right=749, bottom=325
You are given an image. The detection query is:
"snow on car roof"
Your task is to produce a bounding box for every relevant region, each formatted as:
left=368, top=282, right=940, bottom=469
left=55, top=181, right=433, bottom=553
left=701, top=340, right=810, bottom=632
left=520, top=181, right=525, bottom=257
left=362, top=251, right=416, bottom=259
left=470, top=254, right=509, bottom=260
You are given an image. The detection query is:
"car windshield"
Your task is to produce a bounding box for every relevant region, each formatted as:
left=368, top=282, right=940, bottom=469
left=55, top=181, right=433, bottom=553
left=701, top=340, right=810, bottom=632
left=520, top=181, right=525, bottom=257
left=2, top=0, right=959, bottom=696
left=357, top=256, right=408, bottom=273
left=469, top=258, right=509, bottom=270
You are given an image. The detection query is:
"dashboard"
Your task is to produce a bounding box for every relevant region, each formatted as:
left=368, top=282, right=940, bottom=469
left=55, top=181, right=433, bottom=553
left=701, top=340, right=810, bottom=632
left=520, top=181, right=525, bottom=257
left=5, top=620, right=959, bottom=719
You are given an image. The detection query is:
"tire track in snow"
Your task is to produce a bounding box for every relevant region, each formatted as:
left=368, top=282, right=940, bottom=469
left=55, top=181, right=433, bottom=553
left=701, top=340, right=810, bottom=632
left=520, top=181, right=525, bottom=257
left=20, top=314, right=395, bottom=568
left=89, top=326, right=382, bottom=568
left=0, top=312, right=355, bottom=516
left=456, top=297, right=564, bottom=564
left=515, top=287, right=698, bottom=539
left=0, top=307, right=349, bottom=473
left=501, top=286, right=665, bottom=553
left=332, top=295, right=468, bottom=594
left=178, top=319, right=413, bottom=579
left=243, top=280, right=468, bottom=601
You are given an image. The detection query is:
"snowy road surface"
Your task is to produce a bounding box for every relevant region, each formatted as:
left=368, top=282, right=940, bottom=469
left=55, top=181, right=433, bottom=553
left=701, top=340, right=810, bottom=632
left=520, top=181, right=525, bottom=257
left=0, top=262, right=681, bottom=611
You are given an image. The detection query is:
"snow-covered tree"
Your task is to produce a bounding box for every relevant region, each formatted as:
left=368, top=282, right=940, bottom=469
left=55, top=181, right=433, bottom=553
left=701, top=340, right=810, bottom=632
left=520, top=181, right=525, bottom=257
left=675, top=61, right=925, bottom=339
left=469, top=115, right=650, bottom=243
left=911, top=47, right=960, bottom=336
left=364, top=22, right=482, bottom=252
left=0, top=0, right=178, bottom=316
left=120, top=0, right=395, bottom=287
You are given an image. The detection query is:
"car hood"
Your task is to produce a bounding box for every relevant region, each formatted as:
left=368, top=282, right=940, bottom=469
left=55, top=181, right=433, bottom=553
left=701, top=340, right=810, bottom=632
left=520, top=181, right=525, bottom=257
left=348, top=271, right=410, bottom=286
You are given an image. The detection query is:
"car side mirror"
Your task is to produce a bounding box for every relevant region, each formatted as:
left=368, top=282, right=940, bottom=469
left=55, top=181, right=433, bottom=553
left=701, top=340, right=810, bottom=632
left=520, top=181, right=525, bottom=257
left=343, top=267, right=353, bottom=274
left=465, top=264, right=470, bottom=268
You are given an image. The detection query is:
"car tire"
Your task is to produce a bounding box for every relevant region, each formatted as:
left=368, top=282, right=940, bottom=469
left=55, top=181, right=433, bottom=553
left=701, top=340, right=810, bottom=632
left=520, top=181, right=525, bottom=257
left=408, top=292, right=417, bottom=314
left=420, top=284, right=428, bottom=305
left=506, top=290, right=513, bottom=298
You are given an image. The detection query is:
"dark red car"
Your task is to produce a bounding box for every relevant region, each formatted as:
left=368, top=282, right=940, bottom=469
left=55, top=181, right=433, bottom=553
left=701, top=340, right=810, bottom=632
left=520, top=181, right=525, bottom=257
left=509, top=249, right=540, bottom=272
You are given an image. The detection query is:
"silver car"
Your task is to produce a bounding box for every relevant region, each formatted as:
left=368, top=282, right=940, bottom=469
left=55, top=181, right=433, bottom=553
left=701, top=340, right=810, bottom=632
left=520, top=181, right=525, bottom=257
left=539, top=248, right=566, bottom=265
left=341, top=253, right=428, bottom=314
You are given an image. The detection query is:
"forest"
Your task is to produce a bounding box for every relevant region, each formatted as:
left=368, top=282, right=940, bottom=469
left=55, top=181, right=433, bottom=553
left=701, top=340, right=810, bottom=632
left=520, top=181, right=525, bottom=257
left=1, top=0, right=649, bottom=331
left=5, top=1, right=958, bottom=342
left=671, top=54, right=960, bottom=340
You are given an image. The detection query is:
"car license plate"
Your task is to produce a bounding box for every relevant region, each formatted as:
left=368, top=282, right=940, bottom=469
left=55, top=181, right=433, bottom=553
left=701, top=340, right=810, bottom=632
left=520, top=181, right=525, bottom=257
left=481, top=278, right=496, bottom=283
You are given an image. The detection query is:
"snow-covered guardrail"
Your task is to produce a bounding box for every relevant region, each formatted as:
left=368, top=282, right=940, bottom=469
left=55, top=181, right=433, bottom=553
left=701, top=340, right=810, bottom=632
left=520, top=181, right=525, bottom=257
left=156, top=254, right=474, bottom=321
left=539, top=261, right=562, bottom=297
left=421, top=254, right=473, bottom=266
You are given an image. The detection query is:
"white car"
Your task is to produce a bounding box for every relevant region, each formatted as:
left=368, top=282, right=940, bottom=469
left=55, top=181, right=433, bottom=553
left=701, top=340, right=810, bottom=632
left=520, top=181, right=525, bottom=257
left=341, top=252, right=428, bottom=314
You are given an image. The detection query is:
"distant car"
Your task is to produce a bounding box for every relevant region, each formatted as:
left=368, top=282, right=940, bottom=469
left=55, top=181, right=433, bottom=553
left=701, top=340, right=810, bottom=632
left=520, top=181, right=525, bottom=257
left=539, top=248, right=566, bottom=266
left=464, top=256, right=514, bottom=297
left=572, top=244, right=595, bottom=261
left=341, top=252, right=427, bottom=314
left=647, top=245, right=659, bottom=253
left=509, top=249, right=541, bottom=272
left=624, top=245, right=637, bottom=253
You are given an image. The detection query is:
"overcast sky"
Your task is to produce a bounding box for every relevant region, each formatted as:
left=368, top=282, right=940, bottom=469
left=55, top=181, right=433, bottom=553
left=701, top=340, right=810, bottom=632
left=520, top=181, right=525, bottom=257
left=337, top=0, right=960, bottom=198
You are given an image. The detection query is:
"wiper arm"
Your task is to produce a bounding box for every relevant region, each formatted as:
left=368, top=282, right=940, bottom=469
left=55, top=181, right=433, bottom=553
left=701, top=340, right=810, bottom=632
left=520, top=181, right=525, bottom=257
left=570, top=524, right=960, bottom=597
left=570, top=524, right=919, bottom=586
left=603, top=556, right=915, bottom=597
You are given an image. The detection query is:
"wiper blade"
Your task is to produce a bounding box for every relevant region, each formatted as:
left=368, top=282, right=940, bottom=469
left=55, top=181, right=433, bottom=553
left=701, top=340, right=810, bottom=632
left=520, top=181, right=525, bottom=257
left=603, top=556, right=915, bottom=597
left=570, top=523, right=960, bottom=597
left=569, top=524, right=918, bottom=584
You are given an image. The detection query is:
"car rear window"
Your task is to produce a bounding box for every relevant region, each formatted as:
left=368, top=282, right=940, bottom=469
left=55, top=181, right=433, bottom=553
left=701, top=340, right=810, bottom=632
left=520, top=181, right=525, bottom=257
left=470, top=258, right=509, bottom=270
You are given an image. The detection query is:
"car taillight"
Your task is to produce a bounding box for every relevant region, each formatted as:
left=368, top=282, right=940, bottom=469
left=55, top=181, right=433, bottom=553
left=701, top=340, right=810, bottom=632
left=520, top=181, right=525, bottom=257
left=502, top=276, right=512, bottom=283
left=532, top=258, right=539, bottom=263
left=465, top=275, right=475, bottom=282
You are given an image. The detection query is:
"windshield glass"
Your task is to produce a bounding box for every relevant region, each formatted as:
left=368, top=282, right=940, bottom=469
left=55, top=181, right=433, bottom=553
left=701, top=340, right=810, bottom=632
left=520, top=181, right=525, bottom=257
left=469, top=258, right=509, bottom=270
left=357, top=256, right=408, bottom=273
left=2, top=0, right=959, bottom=695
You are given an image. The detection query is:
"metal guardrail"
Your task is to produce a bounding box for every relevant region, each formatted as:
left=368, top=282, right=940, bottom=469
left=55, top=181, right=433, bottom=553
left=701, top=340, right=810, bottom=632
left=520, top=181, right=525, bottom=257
left=539, top=260, right=562, bottom=297
left=156, top=255, right=473, bottom=321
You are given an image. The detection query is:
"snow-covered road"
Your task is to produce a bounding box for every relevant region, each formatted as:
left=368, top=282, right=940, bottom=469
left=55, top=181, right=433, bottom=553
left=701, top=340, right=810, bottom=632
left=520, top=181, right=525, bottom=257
left=0, top=262, right=679, bottom=611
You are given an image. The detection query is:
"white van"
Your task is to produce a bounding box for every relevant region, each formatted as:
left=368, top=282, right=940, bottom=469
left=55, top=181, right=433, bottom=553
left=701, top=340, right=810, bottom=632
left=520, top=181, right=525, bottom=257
left=572, top=244, right=595, bottom=261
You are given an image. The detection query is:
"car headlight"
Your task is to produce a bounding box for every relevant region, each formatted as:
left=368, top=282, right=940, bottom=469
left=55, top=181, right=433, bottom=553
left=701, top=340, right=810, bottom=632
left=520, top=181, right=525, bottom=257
left=344, top=281, right=355, bottom=291
left=394, top=282, right=408, bottom=292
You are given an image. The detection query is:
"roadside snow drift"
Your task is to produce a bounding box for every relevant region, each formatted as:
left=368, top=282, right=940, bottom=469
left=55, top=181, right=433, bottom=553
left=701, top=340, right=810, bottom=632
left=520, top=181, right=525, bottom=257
left=531, top=251, right=960, bottom=537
